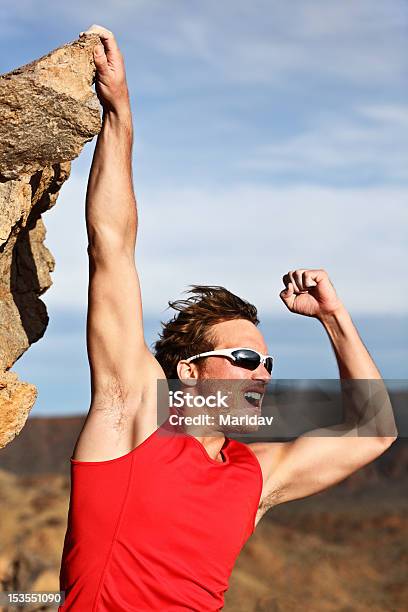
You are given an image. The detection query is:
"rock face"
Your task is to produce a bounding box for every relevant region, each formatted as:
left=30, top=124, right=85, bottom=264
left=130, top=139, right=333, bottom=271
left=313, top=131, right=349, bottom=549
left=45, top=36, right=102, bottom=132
left=0, top=34, right=101, bottom=448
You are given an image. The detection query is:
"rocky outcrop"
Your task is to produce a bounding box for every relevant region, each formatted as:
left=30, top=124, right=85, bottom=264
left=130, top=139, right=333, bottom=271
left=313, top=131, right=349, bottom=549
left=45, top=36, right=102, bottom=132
left=0, top=34, right=101, bottom=448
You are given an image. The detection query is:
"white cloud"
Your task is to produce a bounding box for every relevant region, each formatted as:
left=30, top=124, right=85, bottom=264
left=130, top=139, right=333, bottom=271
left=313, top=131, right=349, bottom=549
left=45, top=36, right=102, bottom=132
left=361, top=105, right=408, bottom=127
left=42, top=170, right=408, bottom=316
left=1, top=1, right=406, bottom=88
left=138, top=0, right=407, bottom=86
left=242, top=105, right=408, bottom=182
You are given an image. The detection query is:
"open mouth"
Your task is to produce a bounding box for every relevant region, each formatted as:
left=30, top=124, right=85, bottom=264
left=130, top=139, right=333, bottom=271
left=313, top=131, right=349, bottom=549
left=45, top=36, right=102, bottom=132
left=243, top=391, right=263, bottom=408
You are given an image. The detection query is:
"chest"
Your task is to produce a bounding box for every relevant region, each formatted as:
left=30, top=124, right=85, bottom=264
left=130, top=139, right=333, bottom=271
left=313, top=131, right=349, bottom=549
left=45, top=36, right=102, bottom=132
left=123, top=446, right=260, bottom=563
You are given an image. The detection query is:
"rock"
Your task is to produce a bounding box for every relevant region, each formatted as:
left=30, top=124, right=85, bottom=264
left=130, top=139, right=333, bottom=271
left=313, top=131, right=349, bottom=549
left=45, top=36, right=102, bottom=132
left=0, top=34, right=102, bottom=448
left=0, top=34, right=101, bottom=179
left=31, top=568, right=60, bottom=592
left=0, top=371, right=37, bottom=449
left=0, top=552, right=13, bottom=585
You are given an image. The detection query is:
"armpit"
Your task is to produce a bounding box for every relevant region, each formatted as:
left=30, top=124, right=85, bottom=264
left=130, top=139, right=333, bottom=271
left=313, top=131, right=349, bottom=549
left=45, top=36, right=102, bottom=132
left=91, top=376, right=132, bottom=432
left=258, top=484, right=284, bottom=513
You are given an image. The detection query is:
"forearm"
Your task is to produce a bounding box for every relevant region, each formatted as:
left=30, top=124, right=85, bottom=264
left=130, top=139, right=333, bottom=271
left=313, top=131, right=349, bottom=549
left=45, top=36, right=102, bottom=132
left=319, top=306, right=397, bottom=438
left=86, top=105, right=136, bottom=258
left=319, top=306, right=380, bottom=379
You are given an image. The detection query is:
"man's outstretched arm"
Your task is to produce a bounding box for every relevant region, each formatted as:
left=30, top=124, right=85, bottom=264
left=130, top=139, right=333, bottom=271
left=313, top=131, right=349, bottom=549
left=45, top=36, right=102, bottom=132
left=251, top=269, right=398, bottom=520
left=73, top=26, right=164, bottom=461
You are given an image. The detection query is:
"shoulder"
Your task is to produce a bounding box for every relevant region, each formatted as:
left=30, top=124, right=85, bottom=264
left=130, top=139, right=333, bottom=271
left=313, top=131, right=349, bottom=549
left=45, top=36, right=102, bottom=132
left=247, top=441, right=288, bottom=474
left=247, top=441, right=290, bottom=506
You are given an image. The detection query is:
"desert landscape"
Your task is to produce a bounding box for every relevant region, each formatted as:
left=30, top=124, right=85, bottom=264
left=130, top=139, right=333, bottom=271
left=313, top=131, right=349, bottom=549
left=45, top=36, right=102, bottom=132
left=0, top=416, right=407, bottom=611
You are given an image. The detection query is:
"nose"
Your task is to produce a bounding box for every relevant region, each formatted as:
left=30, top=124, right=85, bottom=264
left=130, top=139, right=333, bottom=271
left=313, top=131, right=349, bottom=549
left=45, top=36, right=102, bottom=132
left=251, top=364, right=271, bottom=383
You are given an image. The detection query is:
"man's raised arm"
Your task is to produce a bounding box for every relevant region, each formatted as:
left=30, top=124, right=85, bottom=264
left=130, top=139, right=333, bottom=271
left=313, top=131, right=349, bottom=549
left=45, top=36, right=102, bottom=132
left=251, top=269, right=397, bottom=519
left=72, top=26, right=164, bottom=462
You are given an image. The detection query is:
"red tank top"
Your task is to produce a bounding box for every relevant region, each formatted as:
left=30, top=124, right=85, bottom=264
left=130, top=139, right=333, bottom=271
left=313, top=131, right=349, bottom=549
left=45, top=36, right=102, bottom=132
left=59, top=422, right=263, bottom=611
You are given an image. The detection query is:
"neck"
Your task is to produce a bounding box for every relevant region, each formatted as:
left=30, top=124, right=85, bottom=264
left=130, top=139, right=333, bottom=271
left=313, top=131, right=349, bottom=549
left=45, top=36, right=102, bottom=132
left=194, top=434, right=226, bottom=462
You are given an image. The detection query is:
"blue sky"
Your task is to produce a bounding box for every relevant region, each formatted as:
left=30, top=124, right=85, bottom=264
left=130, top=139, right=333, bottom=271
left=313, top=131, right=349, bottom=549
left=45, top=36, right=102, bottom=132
left=2, top=1, right=407, bottom=414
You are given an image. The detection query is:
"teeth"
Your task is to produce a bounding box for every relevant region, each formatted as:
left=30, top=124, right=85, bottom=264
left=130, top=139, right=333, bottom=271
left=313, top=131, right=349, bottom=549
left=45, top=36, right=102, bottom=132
left=244, top=392, right=262, bottom=401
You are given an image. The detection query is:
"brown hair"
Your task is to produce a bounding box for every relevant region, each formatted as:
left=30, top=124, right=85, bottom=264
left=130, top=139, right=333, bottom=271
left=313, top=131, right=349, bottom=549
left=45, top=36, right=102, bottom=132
left=154, top=285, right=259, bottom=379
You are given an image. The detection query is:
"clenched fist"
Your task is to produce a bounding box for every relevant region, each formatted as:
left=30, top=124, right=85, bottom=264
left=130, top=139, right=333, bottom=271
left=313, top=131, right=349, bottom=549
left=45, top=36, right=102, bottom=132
left=280, top=269, right=344, bottom=319
left=80, top=24, right=129, bottom=113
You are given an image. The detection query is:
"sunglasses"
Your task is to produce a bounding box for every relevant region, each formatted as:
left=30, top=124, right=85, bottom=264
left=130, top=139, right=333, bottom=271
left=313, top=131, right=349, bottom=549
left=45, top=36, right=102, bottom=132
left=185, top=347, right=274, bottom=375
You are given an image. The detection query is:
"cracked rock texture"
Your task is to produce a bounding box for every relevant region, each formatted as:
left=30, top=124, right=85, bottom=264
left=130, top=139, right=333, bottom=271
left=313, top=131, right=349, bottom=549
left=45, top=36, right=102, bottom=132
left=0, top=34, right=101, bottom=448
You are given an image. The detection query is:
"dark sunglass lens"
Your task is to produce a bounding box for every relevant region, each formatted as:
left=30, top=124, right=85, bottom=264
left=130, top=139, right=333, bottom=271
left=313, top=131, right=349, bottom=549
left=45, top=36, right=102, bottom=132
left=231, top=350, right=260, bottom=371
left=265, top=357, right=273, bottom=374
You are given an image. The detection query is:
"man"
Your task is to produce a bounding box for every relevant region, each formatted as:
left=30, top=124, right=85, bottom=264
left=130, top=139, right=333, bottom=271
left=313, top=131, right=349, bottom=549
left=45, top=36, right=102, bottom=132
left=59, top=25, right=397, bottom=611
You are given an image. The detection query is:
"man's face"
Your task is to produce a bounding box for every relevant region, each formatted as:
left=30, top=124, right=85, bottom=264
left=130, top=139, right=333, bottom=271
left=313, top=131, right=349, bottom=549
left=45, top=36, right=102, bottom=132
left=199, top=319, right=270, bottom=381
left=189, top=319, right=271, bottom=433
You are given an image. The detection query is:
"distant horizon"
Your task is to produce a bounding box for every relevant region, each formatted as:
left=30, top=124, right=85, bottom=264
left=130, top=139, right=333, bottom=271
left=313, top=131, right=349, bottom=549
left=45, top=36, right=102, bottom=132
left=23, top=378, right=408, bottom=428
left=12, top=306, right=408, bottom=417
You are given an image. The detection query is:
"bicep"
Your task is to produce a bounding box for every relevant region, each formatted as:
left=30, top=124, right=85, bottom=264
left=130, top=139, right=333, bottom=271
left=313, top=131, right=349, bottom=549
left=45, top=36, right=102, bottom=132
left=86, top=249, right=163, bottom=401
left=254, top=434, right=390, bottom=509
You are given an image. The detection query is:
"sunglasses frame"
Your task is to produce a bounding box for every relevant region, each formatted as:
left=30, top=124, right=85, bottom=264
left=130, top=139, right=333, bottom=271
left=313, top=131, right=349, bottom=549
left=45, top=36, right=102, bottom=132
left=185, top=347, right=274, bottom=374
